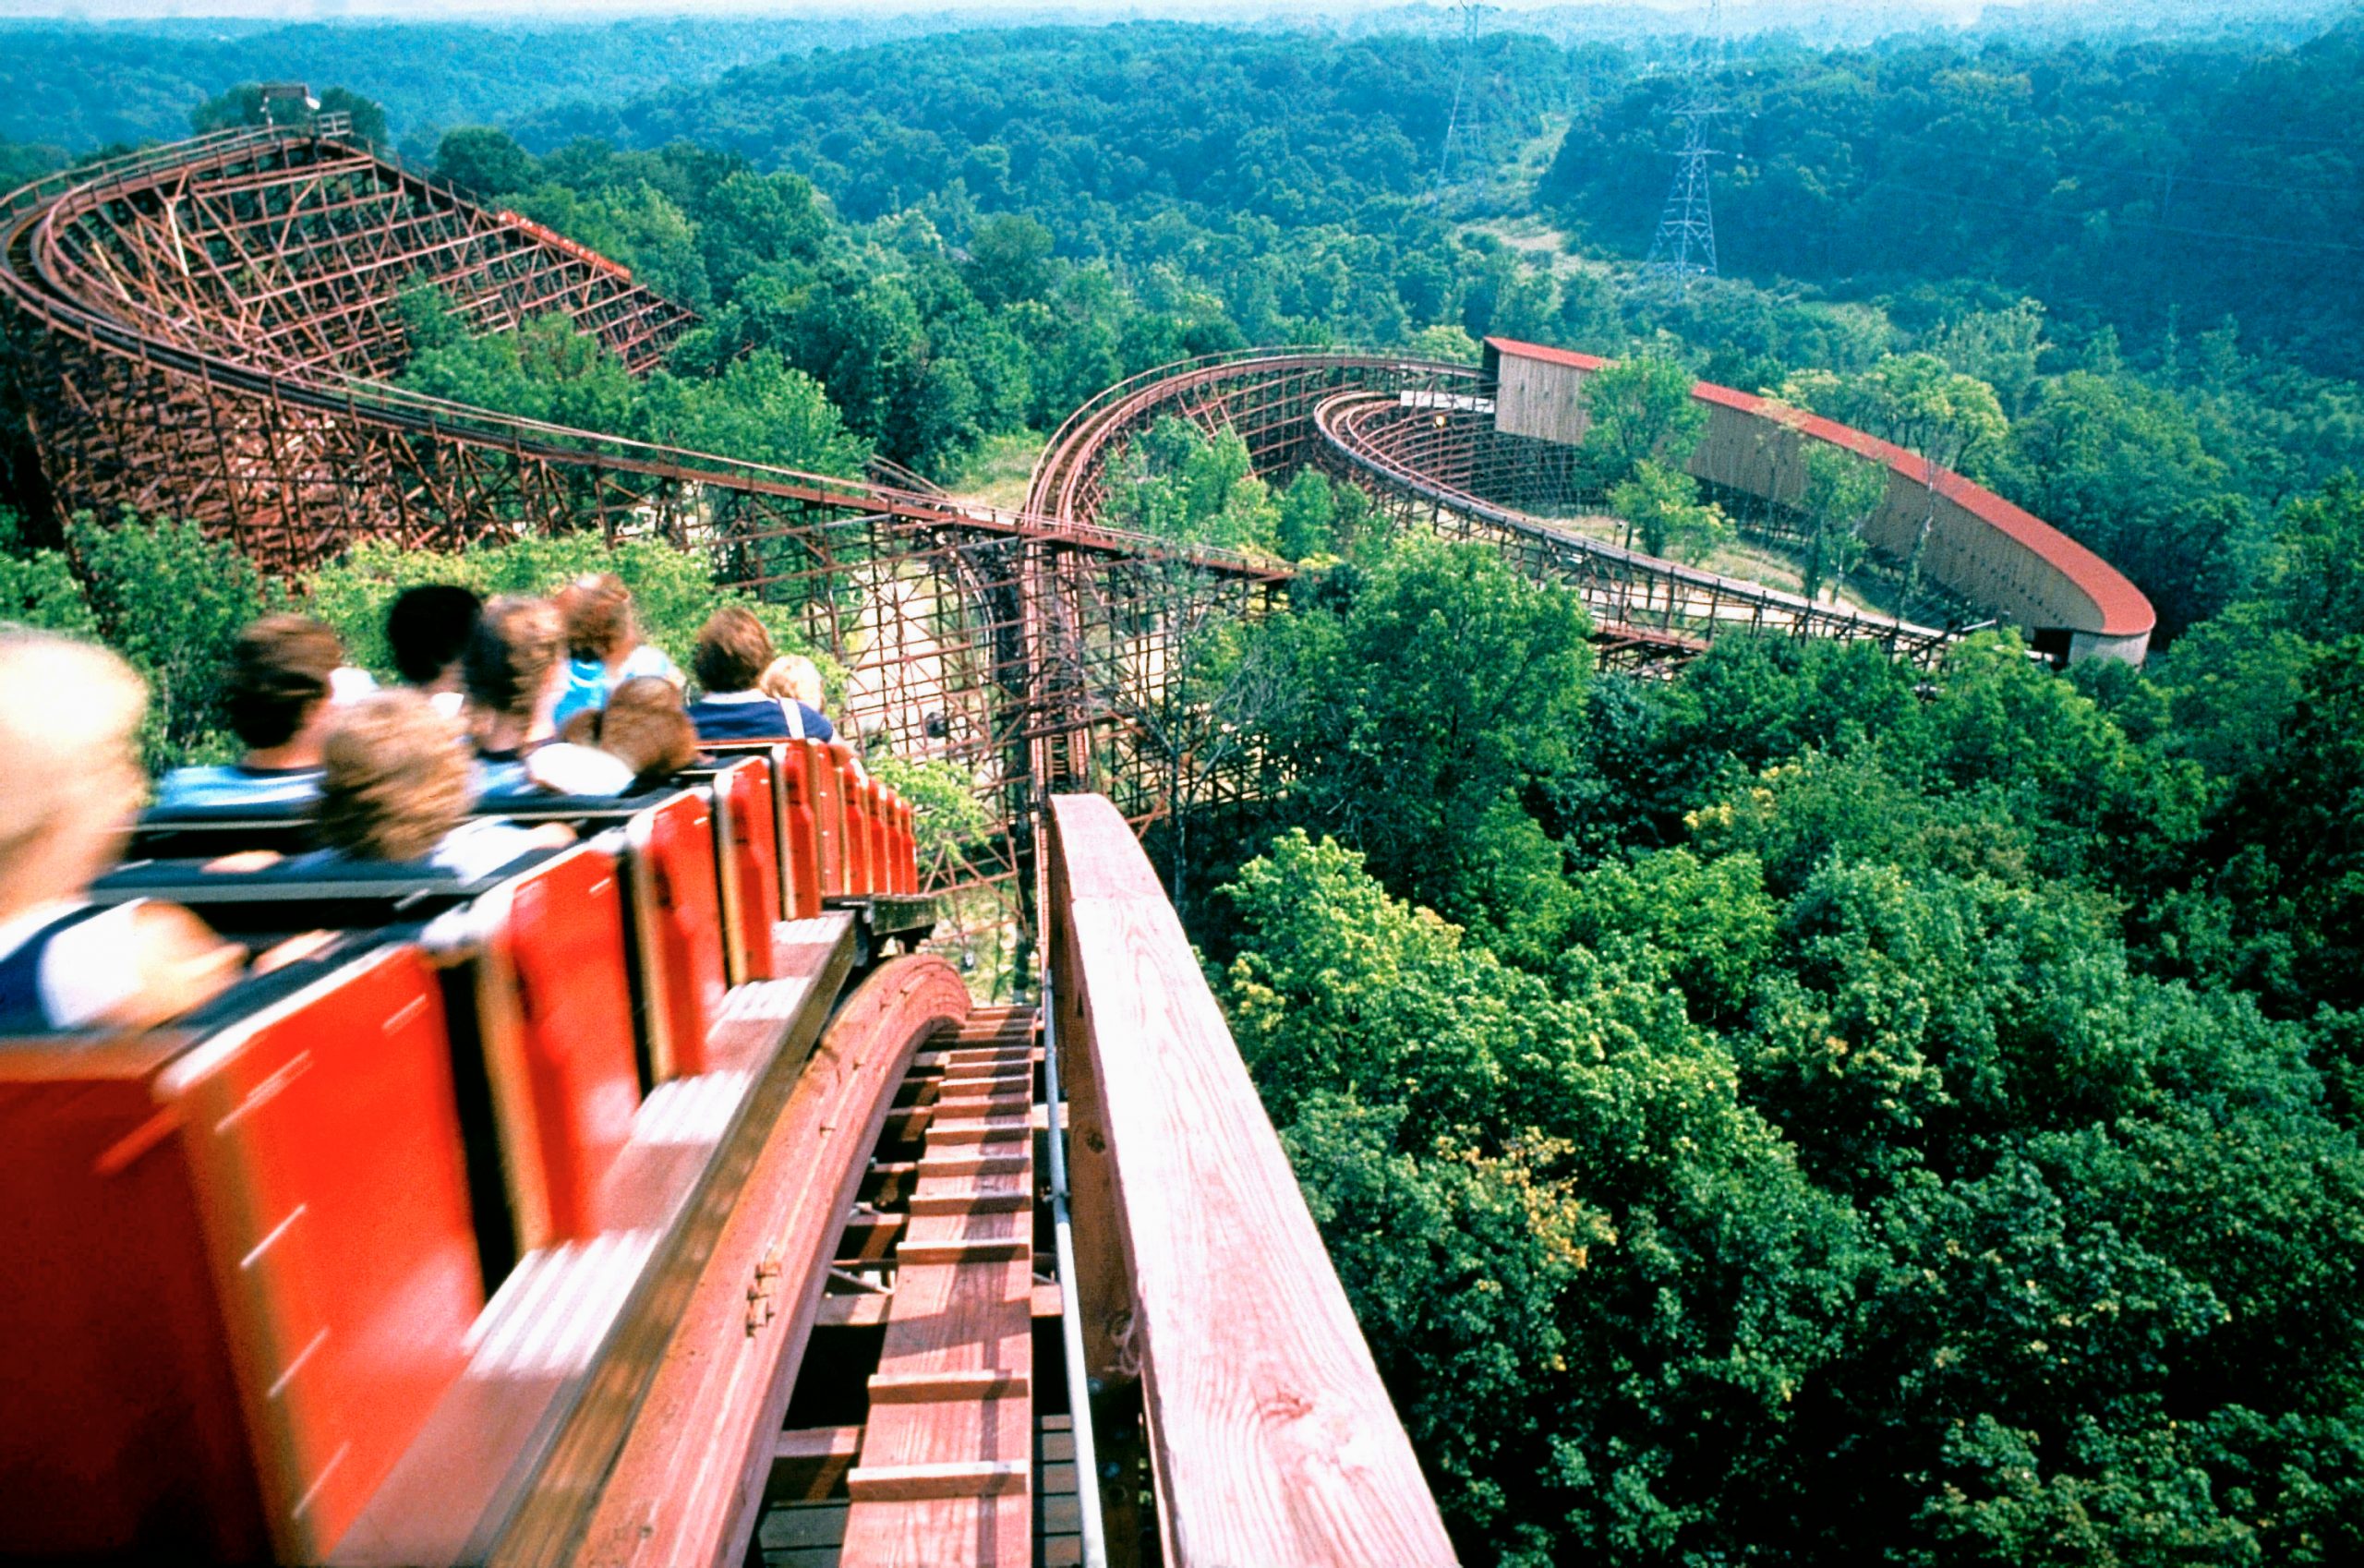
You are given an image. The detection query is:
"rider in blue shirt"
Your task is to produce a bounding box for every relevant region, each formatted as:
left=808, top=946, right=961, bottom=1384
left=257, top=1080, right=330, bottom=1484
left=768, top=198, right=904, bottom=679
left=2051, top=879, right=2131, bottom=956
left=550, top=573, right=683, bottom=731
left=153, top=616, right=345, bottom=812
left=684, top=605, right=835, bottom=744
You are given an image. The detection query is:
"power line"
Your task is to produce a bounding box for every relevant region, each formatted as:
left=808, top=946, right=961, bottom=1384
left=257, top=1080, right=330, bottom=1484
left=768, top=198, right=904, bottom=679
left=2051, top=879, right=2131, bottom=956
left=1846, top=175, right=2364, bottom=257
left=1642, top=0, right=1722, bottom=297
left=1859, top=130, right=2357, bottom=200
left=1429, top=1, right=1492, bottom=208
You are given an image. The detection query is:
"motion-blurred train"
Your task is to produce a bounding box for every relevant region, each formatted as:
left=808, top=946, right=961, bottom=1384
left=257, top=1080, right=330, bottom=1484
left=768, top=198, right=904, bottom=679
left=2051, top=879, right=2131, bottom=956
left=1, top=735, right=931, bottom=1564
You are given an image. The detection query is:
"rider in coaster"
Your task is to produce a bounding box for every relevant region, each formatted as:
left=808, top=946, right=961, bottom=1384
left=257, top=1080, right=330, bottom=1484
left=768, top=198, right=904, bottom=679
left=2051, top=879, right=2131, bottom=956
left=462, top=595, right=634, bottom=797
left=152, top=614, right=344, bottom=811
left=558, top=675, right=704, bottom=790
left=550, top=573, right=682, bottom=731
left=387, top=584, right=483, bottom=722
left=685, top=607, right=835, bottom=744
left=0, top=631, right=243, bottom=1032
left=314, top=691, right=571, bottom=881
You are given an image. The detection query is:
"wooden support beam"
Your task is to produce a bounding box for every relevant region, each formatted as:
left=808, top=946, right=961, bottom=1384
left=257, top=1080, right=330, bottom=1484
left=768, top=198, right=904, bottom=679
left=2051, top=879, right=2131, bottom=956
left=816, top=1294, right=892, bottom=1331
left=907, top=1189, right=1031, bottom=1217
left=770, top=1426, right=863, bottom=1505
left=868, top=1369, right=1029, bottom=1403
left=845, top=1461, right=1027, bottom=1502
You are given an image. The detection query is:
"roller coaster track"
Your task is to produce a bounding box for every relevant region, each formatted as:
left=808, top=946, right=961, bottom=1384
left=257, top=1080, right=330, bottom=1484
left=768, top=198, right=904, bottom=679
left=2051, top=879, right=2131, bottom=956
left=4, top=127, right=2153, bottom=890
left=0, top=124, right=1289, bottom=895
left=1030, top=350, right=1953, bottom=665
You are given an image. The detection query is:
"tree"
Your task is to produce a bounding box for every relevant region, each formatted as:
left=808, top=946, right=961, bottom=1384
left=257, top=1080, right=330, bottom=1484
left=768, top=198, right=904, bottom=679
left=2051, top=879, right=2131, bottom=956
left=1609, top=457, right=1729, bottom=563
left=634, top=351, right=868, bottom=477
left=0, top=508, right=96, bottom=641
left=1999, top=370, right=2253, bottom=639
left=511, top=180, right=711, bottom=309
left=696, top=170, right=827, bottom=302
left=68, top=513, right=289, bottom=768
left=399, top=309, right=635, bottom=436
left=1574, top=353, right=1707, bottom=494
left=1219, top=830, right=1865, bottom=1564
left=962, top=213, right=1055, bottom=308
left=435, top=127, right=537, bottom=197
left=1795, top=431, right=1887, bottom=603
left=190, top=83, right=385, bottom=145
left=1248, top=535, right=1591, bottom=923
left=1275, top=468, right=1342, bottom=561
left=317, top=89, right=390, bottom=146
left=1407, top=323, right=1480, bottom=364
left=189, top=84, right=274, bottom=134
left=1108, top=420, right=1279, bottom=554
left=1926, top=298, right=2047, bottom=418
left=1786, top=355, right=2007, bottom=609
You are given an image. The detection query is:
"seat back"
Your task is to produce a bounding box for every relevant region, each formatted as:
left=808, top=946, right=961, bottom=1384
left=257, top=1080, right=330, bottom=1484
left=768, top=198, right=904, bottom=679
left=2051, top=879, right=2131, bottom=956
left=778, top=740, right=824, bottom=920
left=830, top=742, right=871, bottom=896
left=89, top=855, right=531, bottom=939
left=132, top=802, right=317, bottom=861
left=0, top=1035, right=268, bottom=1562
left=157, top=946, right=483, bottom=1564
left=623, top=790, right=729, bottom=1080
left=808, top=738, right=847, bottom=897
left=472, top=845, right=643, bottom=1249
left=707, top=755, right=782, bottom=983
left=865, top=778, right=894, bottom=896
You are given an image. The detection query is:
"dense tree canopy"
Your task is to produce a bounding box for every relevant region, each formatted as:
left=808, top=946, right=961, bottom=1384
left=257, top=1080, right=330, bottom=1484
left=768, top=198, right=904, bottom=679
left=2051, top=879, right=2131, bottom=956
left=1197, top=499, right=2364, bottom=1562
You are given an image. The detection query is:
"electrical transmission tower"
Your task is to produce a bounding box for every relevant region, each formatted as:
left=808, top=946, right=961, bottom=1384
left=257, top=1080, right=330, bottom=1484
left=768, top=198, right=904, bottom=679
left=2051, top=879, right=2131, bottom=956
left=1429, top=0, right=1492, bottom=208
left=1644, top=1, right=1724, bottom=296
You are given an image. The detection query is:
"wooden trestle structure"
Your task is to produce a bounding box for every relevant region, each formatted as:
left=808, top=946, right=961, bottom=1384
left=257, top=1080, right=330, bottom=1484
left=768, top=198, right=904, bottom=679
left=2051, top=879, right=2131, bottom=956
left=1030, top=350, right=1953, bottom=670
left=0, top=122, right=1289, bottom=899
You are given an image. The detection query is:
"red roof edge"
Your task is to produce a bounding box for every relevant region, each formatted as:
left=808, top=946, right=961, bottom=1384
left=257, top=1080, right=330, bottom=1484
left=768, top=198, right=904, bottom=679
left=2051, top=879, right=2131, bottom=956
left=1482, top=336, right=2155, bottom=639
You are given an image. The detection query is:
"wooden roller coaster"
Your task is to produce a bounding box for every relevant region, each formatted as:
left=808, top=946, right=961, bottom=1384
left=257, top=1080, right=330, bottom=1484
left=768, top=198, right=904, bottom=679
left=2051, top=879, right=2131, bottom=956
left=0, top=123, right=2160, bottom=1566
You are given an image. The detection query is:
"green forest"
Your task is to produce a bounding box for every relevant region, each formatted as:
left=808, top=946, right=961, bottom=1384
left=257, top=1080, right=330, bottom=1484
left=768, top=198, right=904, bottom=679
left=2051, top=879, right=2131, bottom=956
left=5, top=5, right=2364, bottom=1563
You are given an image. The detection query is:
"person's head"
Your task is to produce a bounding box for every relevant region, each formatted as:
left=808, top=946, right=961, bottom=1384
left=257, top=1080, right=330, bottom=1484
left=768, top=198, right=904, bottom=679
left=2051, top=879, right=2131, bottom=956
left=597, top=677, right=700, bottom=784
left=556, top=572, right=635, bottom=666
left=758, top=653, right=825, bottom=710
left=0, top=632, right=149, bottom=912
left=223, top=615, right=343, bottom=757
left=387, top=585, right=483, bottom=691
left=464, top=596, right=566, bottom=730
left=692, top=606, right=774, bottom=696
left=318, top=691, right=473, bottom=862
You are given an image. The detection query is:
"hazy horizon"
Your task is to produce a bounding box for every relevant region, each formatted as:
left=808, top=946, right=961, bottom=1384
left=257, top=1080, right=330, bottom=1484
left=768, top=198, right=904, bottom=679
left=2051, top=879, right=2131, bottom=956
left=0, top=0, right=2334, bottom=26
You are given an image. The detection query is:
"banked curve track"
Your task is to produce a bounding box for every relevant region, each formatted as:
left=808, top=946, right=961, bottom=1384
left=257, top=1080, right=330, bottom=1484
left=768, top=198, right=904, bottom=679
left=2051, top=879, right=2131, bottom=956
left=1029, top=349, right=1972, bottom=664
left=0, top=125, right=1293, bottom=891
left=3, top=127, right=2155, bottom=886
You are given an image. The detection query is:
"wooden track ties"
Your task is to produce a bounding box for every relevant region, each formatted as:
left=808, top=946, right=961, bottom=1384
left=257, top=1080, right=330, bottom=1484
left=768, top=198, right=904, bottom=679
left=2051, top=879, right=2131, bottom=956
left=838, top=1007, right=1039, bottom=1568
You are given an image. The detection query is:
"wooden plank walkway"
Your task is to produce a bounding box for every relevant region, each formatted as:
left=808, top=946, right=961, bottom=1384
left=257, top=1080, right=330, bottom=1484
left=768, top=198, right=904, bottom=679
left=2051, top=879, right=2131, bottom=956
left=838, top=1007, right=1038, bottom=1568
left=755, top=1413, right=1077, bottom=1568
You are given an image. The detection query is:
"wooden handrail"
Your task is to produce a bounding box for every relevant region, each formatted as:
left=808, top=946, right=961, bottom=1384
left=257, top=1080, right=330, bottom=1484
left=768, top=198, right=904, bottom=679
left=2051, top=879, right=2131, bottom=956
left=1044, top=794, right=1457, bottom=1567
